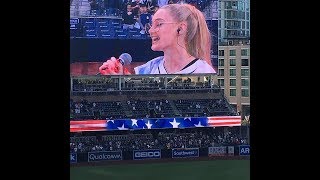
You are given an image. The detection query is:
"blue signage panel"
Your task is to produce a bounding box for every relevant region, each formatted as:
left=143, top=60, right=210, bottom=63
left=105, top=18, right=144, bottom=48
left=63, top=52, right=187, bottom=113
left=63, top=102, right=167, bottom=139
left=88, top=151, right=122, bottom=162
left=70, top=153, right=77, bottom=163
left=133, top=149, right=161, bottom=160
left=172, top=148, right=199, bottom=158
left=239, top=145, right=250, bottom=156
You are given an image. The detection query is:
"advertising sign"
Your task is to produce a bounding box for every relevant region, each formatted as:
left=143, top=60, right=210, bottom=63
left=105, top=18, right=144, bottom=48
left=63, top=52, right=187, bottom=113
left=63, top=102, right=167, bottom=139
left=239, top=145, right=250, bottom=156
left=133, top=149, right=161, bottom=160
left=88, top=151, right=122, bottom=162
left=172, top=148, right=199, bottom=158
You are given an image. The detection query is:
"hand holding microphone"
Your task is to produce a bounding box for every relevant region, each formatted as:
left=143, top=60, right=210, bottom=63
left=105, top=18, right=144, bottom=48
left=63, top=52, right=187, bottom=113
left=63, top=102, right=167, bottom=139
left=98, top=53, right=132, bottom=75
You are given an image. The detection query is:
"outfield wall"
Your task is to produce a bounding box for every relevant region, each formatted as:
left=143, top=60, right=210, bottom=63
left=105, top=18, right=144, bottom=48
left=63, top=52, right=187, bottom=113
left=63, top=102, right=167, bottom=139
left=70, top=145, right=250, bottom=163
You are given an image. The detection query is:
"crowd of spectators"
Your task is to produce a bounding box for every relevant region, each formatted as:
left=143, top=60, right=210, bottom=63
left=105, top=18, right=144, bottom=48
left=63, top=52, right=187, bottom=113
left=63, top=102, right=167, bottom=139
left=70, top=127, right=249, bottom=153
left=86, top=0, right=214, bottom=34
left=72, top=77, right=215, bottom=92
left=70, top=93, right=236, bottom=120
left=88, top=0, right=213, bottom=16
left=71, top=1, right=216, bottom=38
left=70, top=75, right=235, bottom=120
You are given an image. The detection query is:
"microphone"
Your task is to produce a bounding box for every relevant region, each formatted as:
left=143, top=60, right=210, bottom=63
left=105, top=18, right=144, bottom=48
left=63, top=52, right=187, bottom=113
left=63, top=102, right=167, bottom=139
left=97, top=53, right=132, bottom=75
left=118, top=53, right=132, bottom=65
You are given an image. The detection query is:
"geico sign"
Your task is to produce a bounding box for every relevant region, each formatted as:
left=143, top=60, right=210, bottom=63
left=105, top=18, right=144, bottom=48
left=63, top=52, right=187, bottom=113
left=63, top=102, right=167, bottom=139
left=135, top=151, right=160, bottom=158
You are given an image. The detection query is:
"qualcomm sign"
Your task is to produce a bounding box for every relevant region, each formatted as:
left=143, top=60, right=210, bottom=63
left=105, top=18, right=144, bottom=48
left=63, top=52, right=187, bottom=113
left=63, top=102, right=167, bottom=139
left=88, top=151, right=122, bottom=162
left=133, top=149, right=161, bottom=160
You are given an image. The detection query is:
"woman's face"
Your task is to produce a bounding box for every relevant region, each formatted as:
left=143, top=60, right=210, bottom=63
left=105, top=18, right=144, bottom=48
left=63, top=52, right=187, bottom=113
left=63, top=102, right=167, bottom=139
left=127, top=5, right=132, bottom=12
left=149, top=9, right=179, bottom=52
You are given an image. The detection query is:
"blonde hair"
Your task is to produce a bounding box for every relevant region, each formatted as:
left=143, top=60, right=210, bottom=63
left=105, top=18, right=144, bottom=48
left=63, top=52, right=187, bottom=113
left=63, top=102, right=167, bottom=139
left=161, top=4, right=212, bottom=66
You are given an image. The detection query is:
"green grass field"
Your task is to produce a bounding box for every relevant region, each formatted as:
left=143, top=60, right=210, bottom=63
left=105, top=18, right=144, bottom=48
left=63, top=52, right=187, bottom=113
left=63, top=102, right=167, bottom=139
left=70, top=160, right=250, bottom=180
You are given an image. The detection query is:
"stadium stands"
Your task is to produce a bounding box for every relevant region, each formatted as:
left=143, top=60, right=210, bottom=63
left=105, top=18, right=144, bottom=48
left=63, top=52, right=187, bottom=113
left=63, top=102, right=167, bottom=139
left=70, top=127, right=249, bottom=153
left=70, top=0, right=217, bottom=39
left=70, top=74, right=237, bottom=120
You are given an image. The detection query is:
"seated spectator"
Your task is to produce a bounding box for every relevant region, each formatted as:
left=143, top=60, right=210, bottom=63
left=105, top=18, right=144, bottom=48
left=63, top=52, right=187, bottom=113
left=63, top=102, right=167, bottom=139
left=89, top=0, right=100, bottom=15
left=138, top=4, right=152, bottom=34
left=122, top=4, right=136, bottom=30
left=151, top=5, right=160, bottom=15
left=142, top=0, right=158, bottom=14
left=130, top=0, right=141, bottom=16
left=104, top=0, right=121, bottom=16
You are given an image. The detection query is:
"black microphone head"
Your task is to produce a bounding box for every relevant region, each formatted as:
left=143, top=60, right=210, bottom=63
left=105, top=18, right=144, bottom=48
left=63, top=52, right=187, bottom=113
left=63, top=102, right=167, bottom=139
left=119, top=53, right=132, bottom=65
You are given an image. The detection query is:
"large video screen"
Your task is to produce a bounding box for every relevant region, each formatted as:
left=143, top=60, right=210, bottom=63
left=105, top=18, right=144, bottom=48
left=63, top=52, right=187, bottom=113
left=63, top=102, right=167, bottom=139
left=70, top=0, right=218, bottom=76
